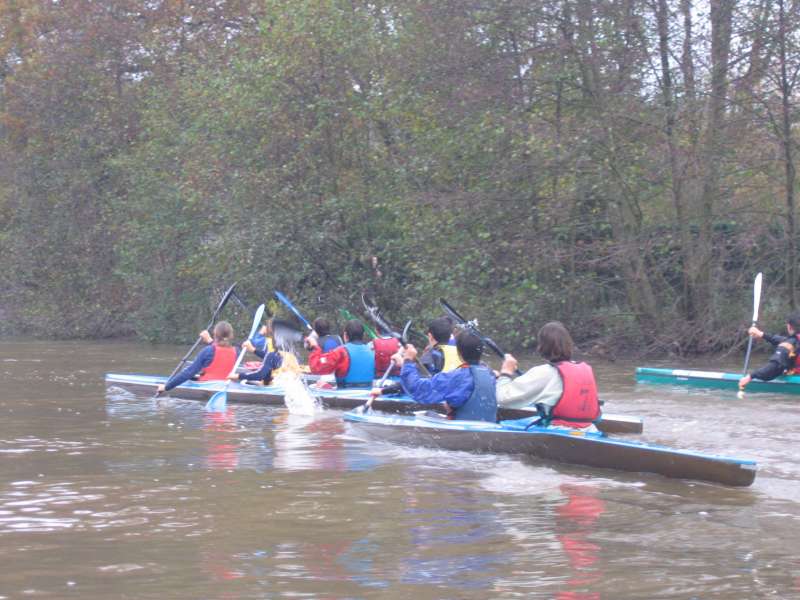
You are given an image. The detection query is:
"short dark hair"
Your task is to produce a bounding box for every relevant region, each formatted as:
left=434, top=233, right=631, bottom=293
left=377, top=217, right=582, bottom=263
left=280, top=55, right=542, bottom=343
left=537, top=321, right=573, bottom=362
left=427, top=317, right=453, bottom=344
left=313, top=317, right=332, bottom=337
left=344, top=319, right=365, bottom=342
left=787, top=312, right=800, bottom=330
left=456, top=330, right=483, bottom=363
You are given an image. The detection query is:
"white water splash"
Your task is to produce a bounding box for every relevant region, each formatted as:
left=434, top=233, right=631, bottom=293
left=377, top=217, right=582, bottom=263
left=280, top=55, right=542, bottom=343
left=279, top=373, right=321, bottom=416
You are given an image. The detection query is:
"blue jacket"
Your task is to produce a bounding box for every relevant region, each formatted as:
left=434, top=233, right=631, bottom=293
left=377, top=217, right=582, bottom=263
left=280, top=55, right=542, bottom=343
left=239, top=351, right=282, bottom=384
left=400, top=362, right=476, bottom=410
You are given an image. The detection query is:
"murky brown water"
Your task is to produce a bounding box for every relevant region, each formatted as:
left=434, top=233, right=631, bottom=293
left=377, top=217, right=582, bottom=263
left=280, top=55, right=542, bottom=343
left=1, top=339, right=799, bottom=599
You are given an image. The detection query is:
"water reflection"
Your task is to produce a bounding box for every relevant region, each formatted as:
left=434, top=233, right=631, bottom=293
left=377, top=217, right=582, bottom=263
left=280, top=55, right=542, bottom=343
left=555, top=484, right=605, bottom=600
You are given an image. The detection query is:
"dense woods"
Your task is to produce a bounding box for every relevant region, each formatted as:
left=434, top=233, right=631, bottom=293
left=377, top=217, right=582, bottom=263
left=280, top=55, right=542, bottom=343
left=1, top=0, right=798, bottom=356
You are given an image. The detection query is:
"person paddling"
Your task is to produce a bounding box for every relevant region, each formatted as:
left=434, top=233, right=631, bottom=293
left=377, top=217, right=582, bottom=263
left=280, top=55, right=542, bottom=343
left=394, top=330, right=497, bottom=422
left=307, top=320, right=375, bottom=388
left=369, top=317, right=459, bottom=400
left=738, top=312, right=800, bottom=392
left=305, top=317, right=343, bottom=352
left=156, top=321, right=240, bottom=394
left=497, top=322, right=600, bottom=431
left=244, top=318, right=275, bottom=358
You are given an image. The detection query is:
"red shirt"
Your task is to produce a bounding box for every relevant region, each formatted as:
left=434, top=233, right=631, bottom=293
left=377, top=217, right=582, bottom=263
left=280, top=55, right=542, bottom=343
left=308, top=345, right=351, bottom=378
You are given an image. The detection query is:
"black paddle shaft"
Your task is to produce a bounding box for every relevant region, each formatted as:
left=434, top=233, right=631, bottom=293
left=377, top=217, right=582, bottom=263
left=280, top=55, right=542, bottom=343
left=439, top=298, right=522, bottom=376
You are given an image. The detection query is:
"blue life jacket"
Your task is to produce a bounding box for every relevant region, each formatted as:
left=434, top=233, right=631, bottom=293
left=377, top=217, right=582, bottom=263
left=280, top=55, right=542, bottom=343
left=319, top=334, right=343, bottom=353
left=453, top=366, right=497, bottom=422
left=337, top=342, right=375, bottom=388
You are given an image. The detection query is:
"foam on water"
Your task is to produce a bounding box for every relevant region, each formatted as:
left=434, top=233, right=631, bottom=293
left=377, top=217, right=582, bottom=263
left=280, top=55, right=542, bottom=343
left=275, top=371, right=321, bottom=416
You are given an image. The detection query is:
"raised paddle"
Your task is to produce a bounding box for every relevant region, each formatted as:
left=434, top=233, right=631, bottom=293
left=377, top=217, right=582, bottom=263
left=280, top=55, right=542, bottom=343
left=156, top=282, right=239, bottom=399
left=361, top=297, right=431, bottom=378
left=340, top=307, right=378, bottom=340
left=204, top=303, right=266, bottom=412
left=739, top=272, right=763, bottom=399
left=274, top=290, right=313, bottom=332
left=439, top=298, right=522, bottom=376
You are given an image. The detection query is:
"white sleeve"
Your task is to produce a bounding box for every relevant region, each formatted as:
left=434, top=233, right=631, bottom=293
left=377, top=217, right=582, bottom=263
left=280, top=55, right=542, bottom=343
left=496, top=364, right=562, bottom=409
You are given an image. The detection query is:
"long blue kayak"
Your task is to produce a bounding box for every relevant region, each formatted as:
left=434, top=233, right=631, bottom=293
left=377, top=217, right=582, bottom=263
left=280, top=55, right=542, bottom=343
left=104, top=372, right=644, bottom=434
left=343, top=410, right=757, bottom=487
left=635, top=367, right=800, bottom=395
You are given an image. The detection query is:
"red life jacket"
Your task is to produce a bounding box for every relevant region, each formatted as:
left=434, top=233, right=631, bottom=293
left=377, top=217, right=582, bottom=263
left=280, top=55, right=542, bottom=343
left=551, top=361, right=601, bottom=428
left=373, top=337, right=401, bottom=376
left=198, top=344, right=238, bottom=381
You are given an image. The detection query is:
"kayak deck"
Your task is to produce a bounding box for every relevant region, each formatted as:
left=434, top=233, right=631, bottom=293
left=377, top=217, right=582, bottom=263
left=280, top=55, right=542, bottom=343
left=343, top=411, right=757, bottom=487
left=636, top=367, right=800, bottom=395
left=104, top=372, right=644, bottom=434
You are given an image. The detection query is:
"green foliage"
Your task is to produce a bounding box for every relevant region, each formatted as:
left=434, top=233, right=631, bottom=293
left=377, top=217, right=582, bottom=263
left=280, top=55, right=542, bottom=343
left=1, top=0, right=797, bottom=356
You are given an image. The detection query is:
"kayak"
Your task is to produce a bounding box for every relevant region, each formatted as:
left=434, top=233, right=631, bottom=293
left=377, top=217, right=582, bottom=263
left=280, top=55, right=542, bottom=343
left=635, top=367, right=800, bottom=395
left=104, top=372, right=644, bottom=434
left=343, top=410, right=757, bottom=487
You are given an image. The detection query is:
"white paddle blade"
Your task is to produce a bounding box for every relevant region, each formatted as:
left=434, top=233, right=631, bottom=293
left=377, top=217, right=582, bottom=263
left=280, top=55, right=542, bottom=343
left=752, top=272, right=763, bottom=323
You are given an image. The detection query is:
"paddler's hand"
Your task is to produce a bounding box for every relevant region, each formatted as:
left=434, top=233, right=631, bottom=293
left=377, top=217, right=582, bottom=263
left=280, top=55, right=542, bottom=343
left=500, top=354, right=518, bottom=377
left=738, top=374, right=751, bottom=389
left=390, top=349, right=404, bottom=366
left=305, top=336, right=319, bottom=351
left=402, top=344, right=418, bottom=363
left=227, top=373, right=241, bottom=382
left=199, top=330, right=213, bottom=344
left=747, top=326, right=764, bottom=339
left=156, top=384, right=166, bottom=394
left=369, top=387, right=383, bottom=399
left=242, top=340, right=256, bottom=353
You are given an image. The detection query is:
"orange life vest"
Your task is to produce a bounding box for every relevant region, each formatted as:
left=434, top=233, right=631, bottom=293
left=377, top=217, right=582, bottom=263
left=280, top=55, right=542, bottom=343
left=551, top=361, right=601, bottom=428
left=198, top=344, right=238, bottom=381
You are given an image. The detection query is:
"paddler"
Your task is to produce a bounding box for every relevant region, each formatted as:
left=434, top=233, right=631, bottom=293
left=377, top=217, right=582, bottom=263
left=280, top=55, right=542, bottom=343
left=369, top=316, right=460, bottom=399
left=738, top=312, right=800, bottom=392
left=496, top=321, right=601, bottom=431
left=305, top=317, right=343, bottom=352
left=391, top=330, right=497, bottom=422
left=306, top=320, right=376, bottom=388
left=244, top=318, right=275, bottom=358
left=156, top=321, right=240, bottom=394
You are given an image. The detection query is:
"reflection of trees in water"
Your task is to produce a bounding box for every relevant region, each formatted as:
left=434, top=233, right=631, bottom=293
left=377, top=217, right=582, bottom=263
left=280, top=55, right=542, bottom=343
left=555, top=484, right=605, bottom=600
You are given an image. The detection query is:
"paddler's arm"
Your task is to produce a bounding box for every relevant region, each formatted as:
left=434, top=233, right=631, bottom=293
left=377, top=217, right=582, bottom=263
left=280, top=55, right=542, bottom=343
left=496, top=354, right=557, bottom=408
left=231, top=351, right=282, bottom=384
left=307, top=339, right=346, bottom=376
left=158, top=345, right=214, bottom=393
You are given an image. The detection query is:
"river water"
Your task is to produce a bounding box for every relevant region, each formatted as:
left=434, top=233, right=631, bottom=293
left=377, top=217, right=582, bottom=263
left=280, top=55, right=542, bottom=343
left=1, top=339, right=799, bottom=599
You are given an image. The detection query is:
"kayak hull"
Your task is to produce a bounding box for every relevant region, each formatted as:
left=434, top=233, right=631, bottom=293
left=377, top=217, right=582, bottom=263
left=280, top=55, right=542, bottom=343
left=635, top=367, right=800, bottom=394
left=104, top=372, right=643, bottom=434
left=343, top=411, right=757, bottom=487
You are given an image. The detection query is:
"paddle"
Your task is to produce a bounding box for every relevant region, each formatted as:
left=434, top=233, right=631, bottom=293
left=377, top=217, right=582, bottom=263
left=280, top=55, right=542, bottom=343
left=156, top=282, right=239, bottom=399
left=274, top=290, right=313, bottom=332
left=340, top=307, right=379, bottom=340
left=361, top=295, right=430, bottom=377
left=439, top=298, right=522, bottom=376
left=738, top=272, right=763, bottom=399
left=358, top=320, right=414, bottom=414
left=204, top=303, right=266, bottom=412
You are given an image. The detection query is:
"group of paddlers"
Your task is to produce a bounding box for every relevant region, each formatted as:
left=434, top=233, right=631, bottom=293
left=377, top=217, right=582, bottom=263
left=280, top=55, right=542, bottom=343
left=157, top=311, right=604, bottom=430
